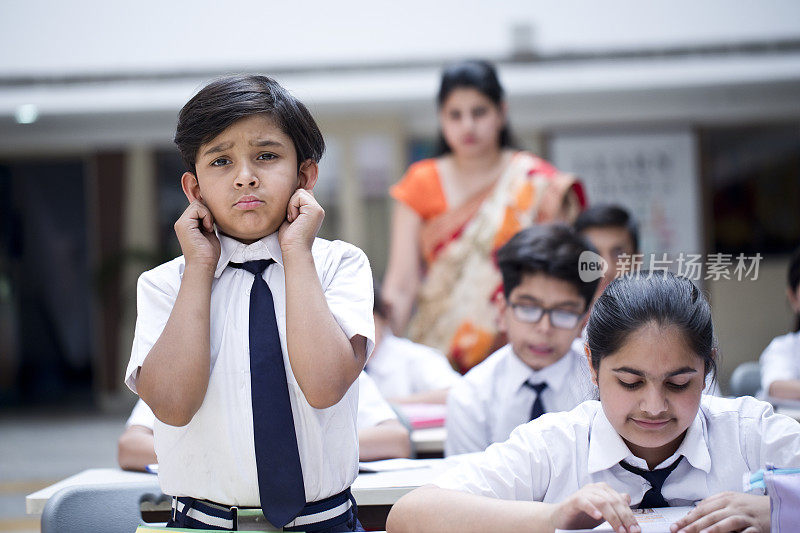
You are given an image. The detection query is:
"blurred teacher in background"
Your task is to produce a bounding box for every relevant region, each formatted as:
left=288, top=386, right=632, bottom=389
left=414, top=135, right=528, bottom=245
left=382, top=59, right=586, bottom=373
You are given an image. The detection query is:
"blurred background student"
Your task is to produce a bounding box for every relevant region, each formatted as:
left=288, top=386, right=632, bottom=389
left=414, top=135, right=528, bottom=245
left=382, top=59, right=585, bottom=374
left=760, top=245, right=800, bottom=400
left=574, top=204, right=639, bottom=294
left=366, top=284, right=461, bottom=404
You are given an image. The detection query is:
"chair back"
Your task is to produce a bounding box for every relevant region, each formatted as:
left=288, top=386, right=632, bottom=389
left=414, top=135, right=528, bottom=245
left=41, top=480, right=167, bottom=533
left=729, top=361, right=762, bottom=397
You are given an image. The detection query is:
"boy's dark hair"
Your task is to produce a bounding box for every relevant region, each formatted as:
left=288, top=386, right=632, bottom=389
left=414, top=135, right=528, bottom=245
left=174, top=74, right=325, bottom=174
left=586, top=271, right=717, bottom=379
left=435, top=59, right=515, bottom=155
left=574, top=204, right=640, bottom=252
left=497, top=224, right=599, bottom=308
left=788, top=245, right=800, bottom=332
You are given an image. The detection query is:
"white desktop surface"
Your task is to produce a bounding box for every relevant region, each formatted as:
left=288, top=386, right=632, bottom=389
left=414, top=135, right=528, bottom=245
left=26, top=459, right=448, bottom=515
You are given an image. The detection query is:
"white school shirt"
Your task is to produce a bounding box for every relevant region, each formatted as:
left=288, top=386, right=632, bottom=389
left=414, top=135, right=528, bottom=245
left=124, top=232, right=375, bottom=506
left=760, top=330, right=800, bottom=395
left=355, top=372, right=398, bottom=429
left=365, top=329, right=461, bottom=399
left=435, top=396, right=800, bottom=506
left=126, top=372, right=395, bottom=432
left=445, top=344, right=594, bottom=456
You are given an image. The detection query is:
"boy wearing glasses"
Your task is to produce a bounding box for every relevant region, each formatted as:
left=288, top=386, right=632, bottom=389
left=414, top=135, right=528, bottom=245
left=445, top=224, right=600, bottom=456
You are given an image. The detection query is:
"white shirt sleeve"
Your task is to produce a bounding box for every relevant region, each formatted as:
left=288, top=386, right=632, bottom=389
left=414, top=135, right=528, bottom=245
left=445, top=378, right=490, bottom=456
left=124, top=262, right=182, bottom=394
left=760, top=333, right=800, bottom=393
left=738, top=396, right=800, bottom=469
left=126, top=399, right=156, bottom=430
left=319, top=242, right=375, bottom=359
left=357, top=372, right=396, bottom=430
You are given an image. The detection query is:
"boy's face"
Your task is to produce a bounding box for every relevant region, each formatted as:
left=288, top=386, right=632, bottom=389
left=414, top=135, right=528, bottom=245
left=497, top=272, right=587, bottom=371
left=181, top=114, right=317, bottom=244
left=581, top=226, right=636, bottom=288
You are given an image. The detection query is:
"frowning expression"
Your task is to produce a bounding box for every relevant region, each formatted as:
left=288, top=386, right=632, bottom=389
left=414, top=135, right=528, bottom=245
left=182, top=114, right=316, bottom=244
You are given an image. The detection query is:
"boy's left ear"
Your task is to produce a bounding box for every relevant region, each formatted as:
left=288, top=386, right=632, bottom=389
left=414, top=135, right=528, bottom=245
left=297, top=160, right=319, bottom=191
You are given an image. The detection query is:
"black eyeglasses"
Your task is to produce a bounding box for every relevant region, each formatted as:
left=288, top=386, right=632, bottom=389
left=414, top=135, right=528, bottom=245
left=509, top=303, right=584, bottom=329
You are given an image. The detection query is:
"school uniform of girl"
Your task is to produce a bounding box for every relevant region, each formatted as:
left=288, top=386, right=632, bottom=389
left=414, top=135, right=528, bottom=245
left=434, top=395, right=800, bottom=507
left=759, top=330, right=800, bottom=396
left=124, top=232, right=374, bottom=513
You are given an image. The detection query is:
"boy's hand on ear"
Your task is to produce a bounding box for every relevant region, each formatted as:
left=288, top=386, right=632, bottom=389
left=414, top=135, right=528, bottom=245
left=278, top=189, right=324, bottom=254
left=175, top=200, right=221, bottom=273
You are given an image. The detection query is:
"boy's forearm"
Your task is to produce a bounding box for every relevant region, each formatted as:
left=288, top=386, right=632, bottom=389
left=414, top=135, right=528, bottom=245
left=358, top=420, right=411, bottom=461
left=117, top=425, right=157, bottom=472
left=138, top=265, right=213, bottom=425
left=386, top=485, right=555, bottom=533
left=283, top=249, right=365, bottom=409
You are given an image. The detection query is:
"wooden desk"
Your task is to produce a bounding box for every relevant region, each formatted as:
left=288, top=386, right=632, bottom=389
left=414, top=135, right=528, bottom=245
left=27, top=460, right=447, bottom=529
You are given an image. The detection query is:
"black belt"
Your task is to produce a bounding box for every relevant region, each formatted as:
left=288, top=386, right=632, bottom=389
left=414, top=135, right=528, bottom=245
left=170, top=488, right=356, bottom=531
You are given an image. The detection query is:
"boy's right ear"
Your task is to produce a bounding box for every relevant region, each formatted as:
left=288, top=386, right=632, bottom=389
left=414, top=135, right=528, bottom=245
left=181, top=172, right=202, bottom=203
left=584, top=343, right=598, bottom=385
left=495, top=292, right=509, bottom=332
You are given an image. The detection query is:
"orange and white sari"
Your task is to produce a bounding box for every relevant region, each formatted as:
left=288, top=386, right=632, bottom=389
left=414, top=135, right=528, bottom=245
left=390, top=152, right=586, bottom=373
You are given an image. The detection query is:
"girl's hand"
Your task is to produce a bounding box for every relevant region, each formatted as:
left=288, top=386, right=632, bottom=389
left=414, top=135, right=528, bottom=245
left=278, top=188, right=324, bottom=254
left=174, top=200, right=220, bottom=272
left=549, top=483, right=640, bottom=533
left=670, top=492, right=769, bottom=533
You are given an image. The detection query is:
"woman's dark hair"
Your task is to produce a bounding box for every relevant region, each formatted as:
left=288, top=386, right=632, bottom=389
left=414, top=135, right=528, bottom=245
left=574, top=204, right=640, bottom=253
left=788, top=245, right=800, bottom=332
left=435, top=59, right=515, bottom=155
left=174, top=74, right=325, bottom=174
left=586, top=271, right=717, bottom=379
left=497, top=224, right=599, bottom=309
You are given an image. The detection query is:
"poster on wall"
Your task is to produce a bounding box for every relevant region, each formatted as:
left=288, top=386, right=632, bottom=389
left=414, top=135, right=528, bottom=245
left=549, top=129, right=702, bottom=258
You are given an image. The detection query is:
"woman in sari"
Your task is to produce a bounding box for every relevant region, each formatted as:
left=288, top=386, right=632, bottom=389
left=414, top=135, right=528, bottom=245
left=382, top=59, right=586, bottom=373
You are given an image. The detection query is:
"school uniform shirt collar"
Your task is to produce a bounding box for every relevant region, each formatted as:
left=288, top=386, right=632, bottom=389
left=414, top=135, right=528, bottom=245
left=213, top=229, right=283, bottom=278
left=508, top=344, right=575, bottom=394
left=587, top=406, right=635, bottom=473
left=670, top=409, right=712, bottom=473
left=587, top=403, right=711, bottom=473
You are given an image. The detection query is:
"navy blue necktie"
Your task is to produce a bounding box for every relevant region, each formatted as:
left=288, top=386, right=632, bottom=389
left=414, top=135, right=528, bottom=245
left=523, top=381, right=548, bottom=421
left=230, top=260, right=305, bottom=527
left=619, top=456, right=683, bottom=509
